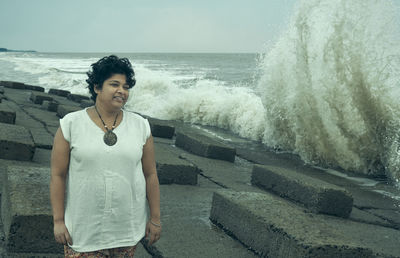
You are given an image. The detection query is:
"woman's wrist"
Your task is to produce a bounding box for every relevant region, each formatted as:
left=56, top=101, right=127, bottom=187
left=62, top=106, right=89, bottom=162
left=150, top=220, right=161, bottom=228
left=150, top=214, right=160, bottom=221
left=53, top=217, right=65, bottom=224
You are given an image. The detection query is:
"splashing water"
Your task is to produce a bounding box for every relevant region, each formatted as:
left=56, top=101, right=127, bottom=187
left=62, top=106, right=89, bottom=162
left=128, top=66, right=266, bottom=141
left=258, top=0, right=400, bottom=182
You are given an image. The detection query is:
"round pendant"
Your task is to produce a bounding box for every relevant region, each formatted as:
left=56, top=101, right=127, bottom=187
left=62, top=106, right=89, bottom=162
left=103, top=130, right=117, bottom=146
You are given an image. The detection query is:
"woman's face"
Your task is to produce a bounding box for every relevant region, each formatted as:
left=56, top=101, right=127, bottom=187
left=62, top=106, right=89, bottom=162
left=95, top=73, right=129, bottom=109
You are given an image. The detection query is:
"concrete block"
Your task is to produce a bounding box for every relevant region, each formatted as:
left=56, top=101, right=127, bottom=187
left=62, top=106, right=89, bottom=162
left=350, top=207, right=393, bottom=228
left=29, top=128, right=54, bottom=149
left=0, top=123, right=35, bottom=161
left=251, top=165, right=353, bottom=218
left=32, top=148, right=52, bottom=166
left=0, top=81, right=25, bottom=89
left=48, top=88, right=70, bottom=97
left=25, top=84, right=45, bottom=92
left=23, top=107, right=59, bottom=128
left=67, top=93, right=90, bottom=103
left=368, top=209, right=400, bottom=229
left=148, top=117, right=175, bottom=139
left=175, top=130, right=236, bottom=162
left=56, top=104, right=81, bottom=118
left=30, top=91, right=53, bottom=104
left=80, top=99, right=94, bottom=108
left=0, top=93, right=6, bottom=103
left=210, top=190, right=400, bottom=258
left=155, top=144, right=198, bottom=185
left=42, top=100, right=59, bottom=112
left=0, top=103, right=16, bottom=124
left=1, top=165, right=63, bottom=253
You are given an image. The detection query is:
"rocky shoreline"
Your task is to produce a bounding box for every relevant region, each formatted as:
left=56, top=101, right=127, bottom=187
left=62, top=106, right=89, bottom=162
left=0, top=80, right=399, bottom=257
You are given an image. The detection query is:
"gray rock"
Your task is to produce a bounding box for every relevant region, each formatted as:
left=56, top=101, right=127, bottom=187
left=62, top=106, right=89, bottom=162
left=30, top=91, right=54, bottom=105
left=210, top=190, right=400, bottom=258
left=56, top=104, right=81, bottom=118
left=48, top=88, right=70, bottom=97
left=0, top=123, right=35, bottom=161
left=148, top=117, right=175, bottom=139
left=175, top=130, right=236, bottom=162
left=251, top=165, right=353, bottom=218
left=1, top=165, right=63, bottom=253
left=0, top=86, right=4, bottom=94
left=155, top=143, right=198, bottom=185
left=67, top=93, right=90, bottom=103
left=0, top=103, right=16, bottom=124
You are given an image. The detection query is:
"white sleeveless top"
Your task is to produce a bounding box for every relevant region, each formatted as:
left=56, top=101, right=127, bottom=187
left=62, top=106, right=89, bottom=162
left=60, top=108, right=150, bottom=252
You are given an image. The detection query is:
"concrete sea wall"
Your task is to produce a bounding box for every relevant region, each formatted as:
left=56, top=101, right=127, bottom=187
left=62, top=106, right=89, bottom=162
left=0, top=81, right=399, bottom=257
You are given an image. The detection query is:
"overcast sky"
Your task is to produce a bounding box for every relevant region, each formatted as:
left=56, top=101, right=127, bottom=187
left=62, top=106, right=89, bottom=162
left=0, top=0, right=297, bottom=53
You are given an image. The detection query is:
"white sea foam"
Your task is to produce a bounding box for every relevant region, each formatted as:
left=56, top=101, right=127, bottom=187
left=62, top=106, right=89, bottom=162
left=258, top=0, right=400, bottom=181
left=125, top=66, right=266, bottom=141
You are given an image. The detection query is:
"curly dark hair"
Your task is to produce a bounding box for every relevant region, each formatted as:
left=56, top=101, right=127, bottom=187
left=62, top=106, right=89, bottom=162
left=86, top=55, right=136, bottom=102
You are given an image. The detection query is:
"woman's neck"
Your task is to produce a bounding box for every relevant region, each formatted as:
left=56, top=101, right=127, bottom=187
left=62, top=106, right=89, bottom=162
left=94, top=102, right=121, bottom=119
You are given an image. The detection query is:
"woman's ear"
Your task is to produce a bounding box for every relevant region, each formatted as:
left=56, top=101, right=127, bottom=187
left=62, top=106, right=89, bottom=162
left=94, top=85, right=100, bottom=93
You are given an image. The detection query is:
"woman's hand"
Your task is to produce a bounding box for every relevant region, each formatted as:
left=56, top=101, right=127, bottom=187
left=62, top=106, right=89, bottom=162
left=145, top=219, right=161, bottom=245
left=54, top=221, right=73, bottom=245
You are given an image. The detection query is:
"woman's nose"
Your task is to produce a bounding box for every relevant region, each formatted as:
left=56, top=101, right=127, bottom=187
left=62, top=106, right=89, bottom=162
left=116, top=85, right=125, bottom=92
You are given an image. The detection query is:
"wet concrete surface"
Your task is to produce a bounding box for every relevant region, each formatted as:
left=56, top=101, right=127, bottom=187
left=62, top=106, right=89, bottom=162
left=1, top=84, right=400, bottom=257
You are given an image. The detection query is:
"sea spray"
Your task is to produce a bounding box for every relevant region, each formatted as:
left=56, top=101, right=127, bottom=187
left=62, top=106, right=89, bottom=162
left=127, top=66, right=266, bottom=141
left=258, top=0, right=400, bottom=182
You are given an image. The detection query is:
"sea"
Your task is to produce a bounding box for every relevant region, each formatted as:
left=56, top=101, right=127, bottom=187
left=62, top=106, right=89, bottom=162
left=1, top=0, right=400, bottom=190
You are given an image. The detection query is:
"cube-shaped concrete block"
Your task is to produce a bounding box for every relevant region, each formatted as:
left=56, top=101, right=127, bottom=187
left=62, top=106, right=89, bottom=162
left=67, top=93, right=90, bottom=103
left=148, top=117, right=175, bottom=139
left=0, top=123, right=35, bottom=161
left=155, top=144, right=198, bottom=185
left=210, top=190, right=400, bottom=258
left=80, top=99, right=94, bottom=108
left=0, top=103, right=16, bottom=124
left=57, top=104, right=81, bottom=118
left=42, top=100, right=59, bottom=112
left=1, top=165, right=63, bottom=253
left=0, top=81, right=25, bottom=89
left=30, top=91, right=53, bottom=104
left=25, top=84, right=45, bottom=92
left=48, top=88, right=70, bottom=97
left=251, top=165, right=353, bottom=218
left=175, top=131, right=236, bottom=162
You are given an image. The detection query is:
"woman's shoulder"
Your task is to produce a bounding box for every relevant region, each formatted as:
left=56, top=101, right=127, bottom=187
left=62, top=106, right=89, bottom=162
left=61, top=108, right=87, bottom=121
left=123, top=110, right=148, bottom=123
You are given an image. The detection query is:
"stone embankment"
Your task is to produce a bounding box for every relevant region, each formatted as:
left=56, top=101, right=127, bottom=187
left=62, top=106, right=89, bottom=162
left=0, top=80, right=399, bottom=257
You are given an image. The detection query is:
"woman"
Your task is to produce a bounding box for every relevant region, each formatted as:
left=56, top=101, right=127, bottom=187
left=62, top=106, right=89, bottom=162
left=50, top=55, right=161, bottom=257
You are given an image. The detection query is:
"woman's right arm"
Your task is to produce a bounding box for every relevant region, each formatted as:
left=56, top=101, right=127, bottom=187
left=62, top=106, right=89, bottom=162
left=50, top=127, right=72, bottom=245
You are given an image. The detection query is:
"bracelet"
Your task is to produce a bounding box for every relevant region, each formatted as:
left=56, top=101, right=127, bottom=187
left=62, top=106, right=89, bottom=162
left=150, top=220, right=161, bottom=227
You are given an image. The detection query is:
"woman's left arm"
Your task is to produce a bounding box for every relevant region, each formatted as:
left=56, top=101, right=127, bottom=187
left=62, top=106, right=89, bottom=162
left=142, top=135, right=161, bottom=245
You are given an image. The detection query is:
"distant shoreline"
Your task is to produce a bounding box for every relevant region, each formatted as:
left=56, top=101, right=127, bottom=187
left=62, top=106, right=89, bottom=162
left=0, top=47, right=36, bottom=53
